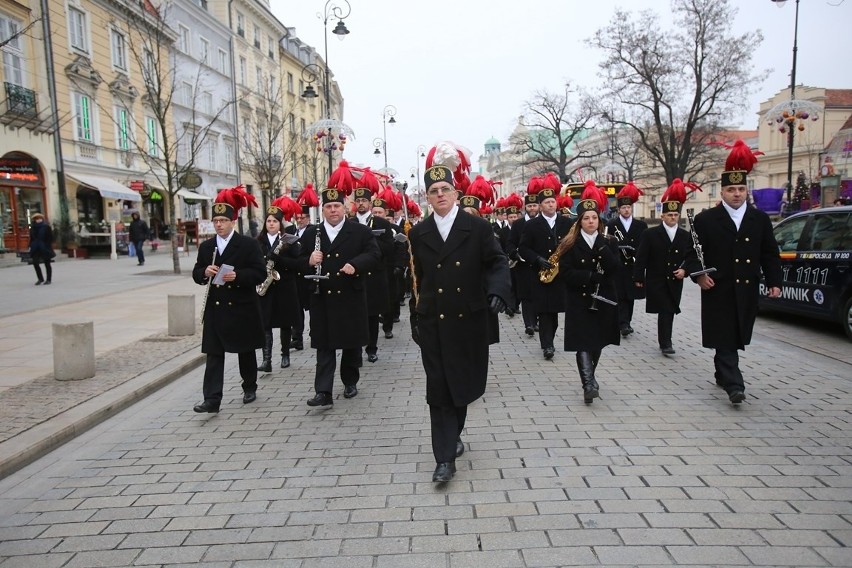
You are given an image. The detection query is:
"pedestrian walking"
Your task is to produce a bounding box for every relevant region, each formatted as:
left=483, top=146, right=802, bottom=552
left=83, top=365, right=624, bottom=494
left=507, top=178, right=541, bottom=336
left=29, top=213, right=55, bottom=285
left=692, top=140, right=782, bottom=404
left=191, top=186, right=266, bottom=413
left=607, top=182, right=647, bottom=337
left=409, top=142, right=511, bottom=483
left=128, top=212, right=149, bottom=266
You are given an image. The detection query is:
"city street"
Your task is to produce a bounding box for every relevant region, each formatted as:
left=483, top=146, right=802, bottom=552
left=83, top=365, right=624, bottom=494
left=0, top=254, right=850, bottom=567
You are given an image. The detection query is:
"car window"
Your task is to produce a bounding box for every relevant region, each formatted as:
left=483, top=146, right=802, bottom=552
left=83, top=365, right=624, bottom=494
left=807, top=213, right=851, bottom=251
left=774, top=216, right=810, bottom=252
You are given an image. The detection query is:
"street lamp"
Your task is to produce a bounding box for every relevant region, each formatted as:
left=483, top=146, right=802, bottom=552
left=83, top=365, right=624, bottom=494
left=415, top=144, right=426, bottom=194
left=374, top=104, right=397, bottom=171
left=373, top=137, right=385, bottom=159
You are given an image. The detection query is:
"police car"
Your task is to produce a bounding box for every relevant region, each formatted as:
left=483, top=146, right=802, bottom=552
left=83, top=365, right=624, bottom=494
left=759, top=205, right=852, bottom=340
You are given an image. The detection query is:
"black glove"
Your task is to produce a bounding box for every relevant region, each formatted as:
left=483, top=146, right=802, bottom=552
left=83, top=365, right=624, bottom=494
left=589, top=271, right=603, bottom=284
left=508, top=249, right=520, bottom=262
left=535, top=257, right=554, bottom=271
left=268, top=251, right=282, bottom=262
left=393, top=266, right=404, bottom=277
left=410, top=312, right=420, bottom=345
left=488, top=295, right=506, bottom=315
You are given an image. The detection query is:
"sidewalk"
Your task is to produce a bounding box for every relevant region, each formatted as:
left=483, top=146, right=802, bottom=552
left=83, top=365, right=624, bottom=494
left=0, top=249, right=207, bottom=477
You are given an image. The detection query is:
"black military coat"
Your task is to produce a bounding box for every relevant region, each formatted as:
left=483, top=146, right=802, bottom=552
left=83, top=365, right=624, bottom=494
left=559, top=234, right=621, bottom=352
left=410, top=209, right=511, bottom=407
left=519, top=214, right=573, bottom=313
left=299, top=221, right=381, bottom=350
left=508, top=216, right=535, bottom=301
left=633, top=225, right=699, bottom=315
left=607, top=216, right=648, bottom=301
left=257, top=231, right=302, bottom=329
left=193, top=232, right=267, bottom=354
left=692, top=204, right=783, bottom=350
left=357, top=215, right=394, bottom=316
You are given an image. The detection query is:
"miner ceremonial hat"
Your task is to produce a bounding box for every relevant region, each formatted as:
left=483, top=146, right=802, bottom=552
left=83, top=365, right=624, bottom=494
left=660, top=178, right=702, bottom=213
left=353, top=187, right=373, bottom=200
left=214, top=185, right=257, bottom=220
left=459, top=194, right=481, bottom=210
left=424, top=141, right=472, bottom=192
left=320, top=188, right=345, bottom=205
left=265, top=206, right=284, bottom=222
left=577, top=180, right=608, bottom=214
left=616, top=181, right=643, bottom=207
left=720, top=139, right=762, bottom=187
left=537, top=173, right=561, bottom=204
left=371, top=197, right=387, bottom=209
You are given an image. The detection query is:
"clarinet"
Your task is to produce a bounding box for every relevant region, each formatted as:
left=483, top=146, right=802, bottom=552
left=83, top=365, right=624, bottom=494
left=304, top=217, right=329, bottom=293
left=686, top=211, right=717, bottom=278
left=199, top=245, right=217, bottom=324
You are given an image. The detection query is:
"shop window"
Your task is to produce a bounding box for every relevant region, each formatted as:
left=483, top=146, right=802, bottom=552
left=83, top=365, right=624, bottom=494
left=76, top=188, right=104, bottom=228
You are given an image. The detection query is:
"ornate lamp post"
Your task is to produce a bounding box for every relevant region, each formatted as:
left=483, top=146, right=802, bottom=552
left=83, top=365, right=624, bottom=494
left=373, top=105, right=397, bottom=171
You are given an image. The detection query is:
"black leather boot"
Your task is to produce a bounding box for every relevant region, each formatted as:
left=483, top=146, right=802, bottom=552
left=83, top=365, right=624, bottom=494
left=279, top=329, right=290, bottom=369
left=258, top=331, right=273, bottom=372
left=577, top=351, right=599, bottom=403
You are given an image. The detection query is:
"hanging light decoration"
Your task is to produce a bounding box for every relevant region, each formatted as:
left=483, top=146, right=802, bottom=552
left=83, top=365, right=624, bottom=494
left=765, top=99, right=822, bottom=134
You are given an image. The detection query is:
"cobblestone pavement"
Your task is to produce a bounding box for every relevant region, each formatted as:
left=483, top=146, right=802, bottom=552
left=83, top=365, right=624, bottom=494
left=0, top=284, right=850, bottom=567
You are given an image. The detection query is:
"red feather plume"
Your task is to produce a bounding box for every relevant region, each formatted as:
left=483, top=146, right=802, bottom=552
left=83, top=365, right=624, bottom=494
left=271, top=195, right=302, bottom=221
left=580, top=180, right=608, bottom=212
left=215, top=184, right=257, bottom=219
left=558, top=194, right=574, bottom=209
left=327, top=160, right=356, bottom=195
left=503, top=193, right=523, bottom=210
left=354, top=167, right=381, bottom=194
left=710, top=139, right=764, bottom=173
left=541, top=172, right=561, bottom=192
left=526, top=176, right=543, bottom=196
left=296, top=183, right=319, bottom=208
left=407, top=199, right=422, bottom=217
left=617, top=181, right=644, bottom=203
left=467, top=175, right=496, bottom=206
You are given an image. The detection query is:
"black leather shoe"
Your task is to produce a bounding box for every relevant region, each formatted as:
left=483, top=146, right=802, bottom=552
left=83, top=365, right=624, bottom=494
left=35, top=281, right=43, bottom=286
left=393, top=317, right=400, bottom=323
left=661, top=346, right=676, bottom=356
left=307, top=392, right=333, bottom=407
left=44, top=281, right=51, bottom=285
left=343, top=384, right=358, bottom=398
left=432, top=462, right=456, bottom=482
left=729, top=390, right=746, bottom=404
left=291, top=339, right=304, bottom=351
left=193, top=401, right=220, bottom=413
left=384, top=331, right=393, bottom=339
left=367, top=353, right=378, bottom=363
left=243, top=391, right=256, bottom=404
left=583, top=382, right=600, bottom=404
left=258, top=360, right=272, bottom=373
left=280, top=355, right=290, bottom=369
left=533, top=324, right=539, bottom=332
left=627, top=325, right=634, bottom=334
left=620, top=327, right=630, bottom=337
left=525, top=327, right=535, bottom=337
left=455, top=439, right=464, bottom=458
left=543, top=347, right=555, bottom=360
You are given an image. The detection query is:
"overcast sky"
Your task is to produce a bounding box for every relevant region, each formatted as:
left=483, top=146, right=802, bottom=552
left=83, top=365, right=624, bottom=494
left=269, top=0, right=850, bottom=182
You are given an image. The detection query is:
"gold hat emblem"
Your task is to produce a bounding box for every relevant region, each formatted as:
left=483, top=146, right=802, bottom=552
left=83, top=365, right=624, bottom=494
left=266, top=206, right=281, bottom=215
left=461, top=196, right=475, bottom=206
left=372, top=198, right=383, bottom=207
left=326, top=189, right=338, bottom=200
left=665, top=201, right=679, bottom=211
left=428, top=167, right=448, bottom=181
left=581, top=200, right=595, bottom=210
left=728, top=171, right=744, bottom=184
left=541, top=189, right=555, bottom=198
left=213, top=203, right=228, bottom=215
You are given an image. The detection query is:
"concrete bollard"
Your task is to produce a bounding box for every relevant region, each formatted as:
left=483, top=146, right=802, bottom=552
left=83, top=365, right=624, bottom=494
left=168, top=294, right=195, bottom=336
left=53, top=322, right=95, bottom=381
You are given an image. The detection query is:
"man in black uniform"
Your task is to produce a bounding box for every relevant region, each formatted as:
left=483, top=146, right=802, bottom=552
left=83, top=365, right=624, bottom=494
left=303, top=188, right=381, bottom=407
left=192, top=189, right=267, bottom=413
left=409, top=156, right=511, bottom=483
left=693, top=140, right=782, bottom=404
left=373, top=198, right=409, bottom=340
left=519, top=186, right=573, bottom=359
left=508, top=183, right=541, bottom=336
left=607, top=182, right=647, bottom=337
left=290, top=209, right=314, bottom=351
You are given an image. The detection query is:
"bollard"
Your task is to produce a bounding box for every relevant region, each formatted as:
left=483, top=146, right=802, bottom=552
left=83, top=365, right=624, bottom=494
left=53, top=322, right=95, bottom=381
left=168, top=294, right=195, bottom=336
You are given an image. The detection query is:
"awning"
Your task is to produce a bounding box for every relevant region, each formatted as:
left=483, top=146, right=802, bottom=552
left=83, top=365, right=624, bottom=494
left=177, top=188, right=214, bottom=201
left=68, top=174, right=142, bottom=202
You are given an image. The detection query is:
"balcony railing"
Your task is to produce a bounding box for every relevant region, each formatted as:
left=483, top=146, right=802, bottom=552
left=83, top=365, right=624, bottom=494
left=4, top=82, right=37, bottom=117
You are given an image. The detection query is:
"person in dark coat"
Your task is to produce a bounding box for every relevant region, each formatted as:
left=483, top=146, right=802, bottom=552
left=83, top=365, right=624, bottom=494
left=633, top=182, right=700, bottom=356
left=352, top=188, right=394, bottom=363
left=191, top=190, right=267, bottom=413
left=519, top=185, right=573, bottom=360
left=289, top=209, right=314, bottom=351
left=508, top=186, right=541, bottom=336
left=28, top=213, right=55, bottom=285
left=607, top=183, right=648, bottom=337
left=373, top=198, right=409, bottom=341
left=128, top=212, right=149, bottom=266
left=256, top=206, right=302, bottom=371
left=302, top=188, right=381, bottom=407
left=692, top=140, right=782, bottom=404
left=409, top=157, right=511, bottom=483
left=559, top=189, right=621, bottom=404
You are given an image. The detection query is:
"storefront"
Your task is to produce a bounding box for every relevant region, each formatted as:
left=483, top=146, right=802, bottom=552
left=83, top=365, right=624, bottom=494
left=65, top=173, right=142, bottom=256
left=0, top=152, right=47, bottom=253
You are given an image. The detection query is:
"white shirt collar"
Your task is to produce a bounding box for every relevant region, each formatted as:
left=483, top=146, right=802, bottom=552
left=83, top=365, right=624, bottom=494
left=266, top=232, right=277, bottom=246
left=581, top=230, right=598, bottom=249
left=620, top=215, right=633, bottom=232
left=356, top=211, right=371, bottom=225
left=542, top=212, right=557, bottom=229
left=722, top=200, right=746, bottom=230
left=433, top=205, right=459, bottom=242
left=323, top=220, right=345, bottom=243
left=663, top=223, right=678, bottom=242
left=216, top=230, right=235, bottom=254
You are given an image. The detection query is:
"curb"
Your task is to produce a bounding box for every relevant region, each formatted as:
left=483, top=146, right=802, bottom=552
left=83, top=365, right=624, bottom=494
left=0, top=349, right=205, bottom=480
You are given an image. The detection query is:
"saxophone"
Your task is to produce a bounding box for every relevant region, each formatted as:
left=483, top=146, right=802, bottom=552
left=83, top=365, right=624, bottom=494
left=538, top=249, right=561, bottom=283
left=256, top=232, right=286, bottom=296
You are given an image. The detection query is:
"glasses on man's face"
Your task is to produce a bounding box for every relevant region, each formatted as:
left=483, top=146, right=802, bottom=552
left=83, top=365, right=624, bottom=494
left=427, top=187, right=454, bottom=197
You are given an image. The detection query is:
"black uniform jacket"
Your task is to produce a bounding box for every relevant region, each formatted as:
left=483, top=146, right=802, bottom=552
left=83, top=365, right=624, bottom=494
left=633, top=225, right=699, bottom=315
left=358, top=215, right=394, bottom=316
left=607, top=216, right=648, bottom=301
left=257, top=231, right=302, bottom=329
left=519, top=214, right=573, bottom=313
left=299, top=220, right=381, bottom=350
left=508, top=216, right=535, bottom=301
left=410, top=209, right=511, bottom=407
left=193, top=232, right=267, bottom=354
left=692, top=204, right=783, bottom=350
left=559, top=234, right=621, bottom=352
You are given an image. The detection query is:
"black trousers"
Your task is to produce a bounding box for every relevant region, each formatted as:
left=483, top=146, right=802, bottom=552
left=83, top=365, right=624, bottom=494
left=714, top=349, right=744, bottom=393
left=366, top=315, right=380, bottom=355
left=314, top=347, right=360, bottom=394
left=134, top=240, right=145, bottom=264
left=618, top=299, right=635, bottom=328
left=429, top=404, right=467, bottom=463
left=538, top=311, right=558, bottom=350
left=521, top=300, right=537, bottom=330
left=292, top=309, right=305, bottom=340
left=657, top=313, right=674, bottom=348
left=202, top=352, right=257, bottom=404
left=33, top=260, right=52, bottom=283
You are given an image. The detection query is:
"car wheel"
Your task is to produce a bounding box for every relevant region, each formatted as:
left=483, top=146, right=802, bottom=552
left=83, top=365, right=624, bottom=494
left=843, top=296, right=852, bottom=342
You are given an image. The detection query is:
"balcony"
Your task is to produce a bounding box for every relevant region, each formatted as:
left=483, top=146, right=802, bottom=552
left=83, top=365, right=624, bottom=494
left=3, top=82, right=37, bottom=117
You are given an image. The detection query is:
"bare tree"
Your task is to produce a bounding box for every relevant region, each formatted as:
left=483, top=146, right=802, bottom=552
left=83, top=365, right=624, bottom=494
left=511, top=83, right=597, bottom=182
left=589, top=0, right=768, bottom=184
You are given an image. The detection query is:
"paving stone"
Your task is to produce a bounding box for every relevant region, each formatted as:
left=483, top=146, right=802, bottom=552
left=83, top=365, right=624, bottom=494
left=667, top=545, right=749, bottom=565
left=134, top=545, right=207, bottom=565
left=739, top=545, right=829, bottom=566
left=62, top=549, right=142, bottom=567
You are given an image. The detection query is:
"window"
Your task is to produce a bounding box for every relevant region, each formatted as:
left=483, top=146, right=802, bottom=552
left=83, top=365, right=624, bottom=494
left=201, top=91, right=213, bottom=115
left=287, top=72, right=294, bottom=93
left=115, top=106, right=130, bottom=151
left=199, top=37, right=209, bottom=65
left=241, top=116, right=250, bottom=144
left=300, top=118, right=306, bottom=136
left=207, top=138, right=218, bottom=170
left=224, top=143, right=234, bottom=174
left=239, top=56, right=247, bottom=85
left=269, top=75, right=275, bottom=96
left=298, top=79, right=304, bottom=98
left=0, top=14, right=24, bottom=86
left=68, top=7, right=87, bottom=52
left=146, top=116, right=158, bottom=156
left=178, top=24, right=190, bottom=53
left=236, top=12, right=245, bottom=37
left=253, top=24, right=260, bottom=48
left=288, top=113, right=295, bottom=134
left=110, top=29, right=127, bottom=71
left=143, top=48, right=157, bottom=87
left=255, top=66, right=263, bottom=92
left=73, top=92, right=93, bottom=141
left=181, top=82, right=192, bottom=106
left=808, top=213, right=851, bottom=251
left=267, top=36, right=274, bottom=59
left=217, top=48, right=228, bottom=75
left=709, top=182, right=717, bottom=199
left=774, top=216, right=810, bottom=253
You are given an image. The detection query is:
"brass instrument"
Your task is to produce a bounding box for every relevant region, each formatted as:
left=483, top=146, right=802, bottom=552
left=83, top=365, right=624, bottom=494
left=256, top=231, right=286, bottom=296
left=538, top=249, right=561, bottom=283
left=613, top=226, right=636, bottom=260
left=686, top=211, right=717, bottom=278
left=199, top=245, right=217, bottom=324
